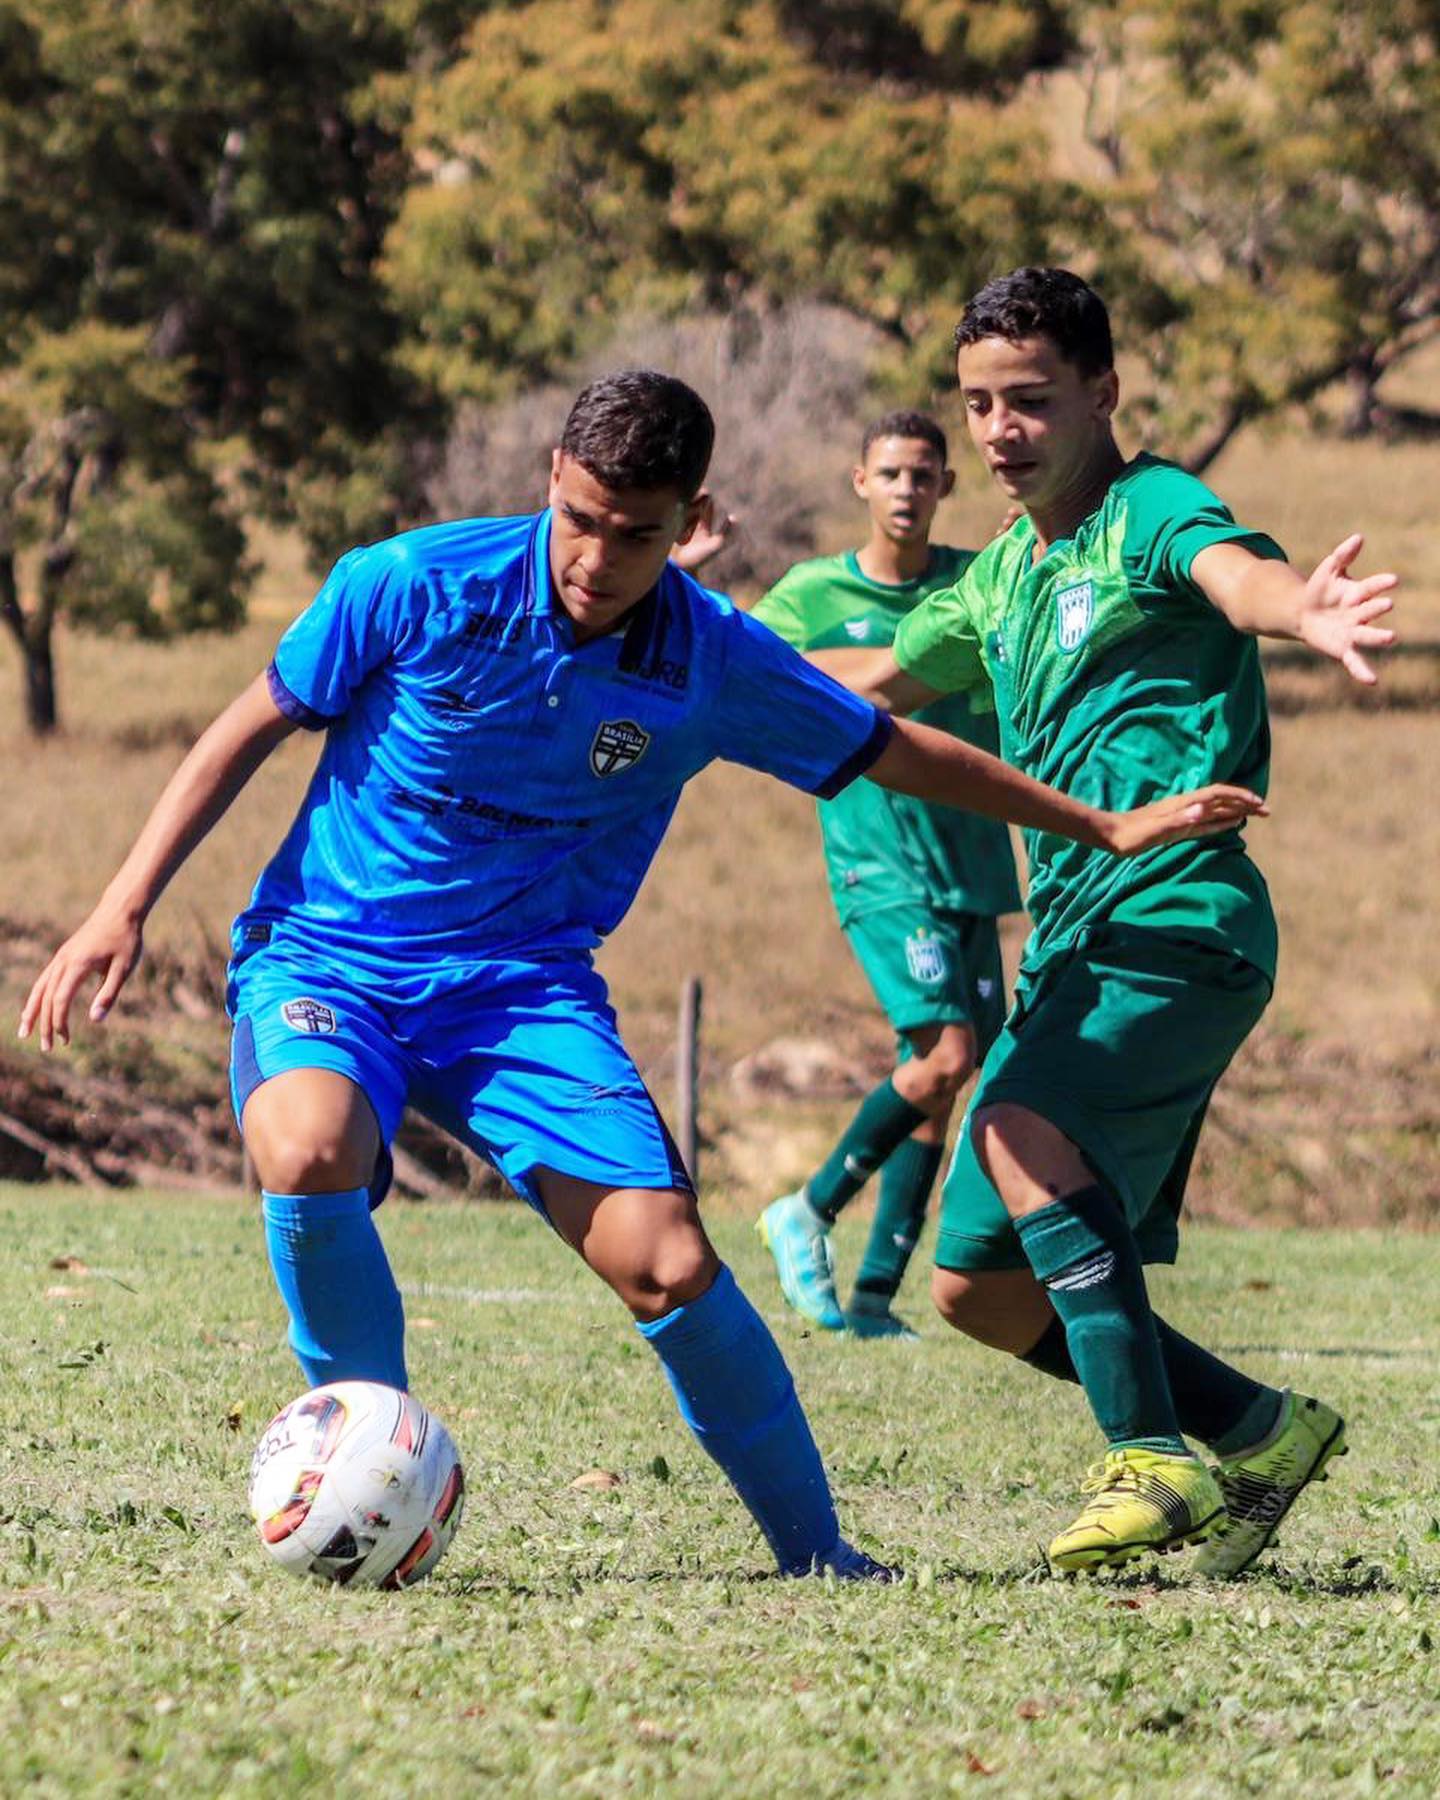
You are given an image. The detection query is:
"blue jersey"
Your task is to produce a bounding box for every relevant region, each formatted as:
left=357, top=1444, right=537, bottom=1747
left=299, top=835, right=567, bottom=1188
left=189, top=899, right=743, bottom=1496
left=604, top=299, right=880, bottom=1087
left=246, top=510, right=892, bottom=965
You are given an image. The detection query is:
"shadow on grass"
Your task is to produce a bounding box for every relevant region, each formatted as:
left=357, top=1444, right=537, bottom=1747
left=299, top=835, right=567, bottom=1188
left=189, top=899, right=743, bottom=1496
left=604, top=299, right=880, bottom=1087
left=1214, top=1343, right=1429, bottom=1363
left=444, top=1553, right=1440, bottom=1601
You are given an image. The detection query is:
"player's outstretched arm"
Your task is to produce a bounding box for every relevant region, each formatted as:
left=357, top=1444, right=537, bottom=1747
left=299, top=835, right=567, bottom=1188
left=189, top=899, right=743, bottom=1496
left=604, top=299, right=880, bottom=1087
left=808, top=647, right=940, bottom=715
left=1192, top=535, right=1398, bottom=685
left=868, top=716, right=1267, bottom=855
left=19, top=672, right=298, bottom=1051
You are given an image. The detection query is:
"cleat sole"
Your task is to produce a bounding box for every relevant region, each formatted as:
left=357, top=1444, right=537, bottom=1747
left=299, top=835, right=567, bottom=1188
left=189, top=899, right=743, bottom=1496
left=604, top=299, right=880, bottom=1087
left=1051, top=1504, right=1224, bottom=1572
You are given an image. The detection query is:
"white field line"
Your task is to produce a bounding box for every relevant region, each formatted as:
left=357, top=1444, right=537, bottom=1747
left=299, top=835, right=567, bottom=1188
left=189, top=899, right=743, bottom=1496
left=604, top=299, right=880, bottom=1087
left=401, top=1280, right=605, bottom=1306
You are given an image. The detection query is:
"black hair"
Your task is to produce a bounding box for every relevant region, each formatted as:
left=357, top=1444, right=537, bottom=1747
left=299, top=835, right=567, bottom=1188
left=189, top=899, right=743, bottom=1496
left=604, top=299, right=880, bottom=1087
left=559, top=370, right=714, bottom=497
left=954, top=268, right=1114, bottom=377
left=860, top=409, right=948, bottom=464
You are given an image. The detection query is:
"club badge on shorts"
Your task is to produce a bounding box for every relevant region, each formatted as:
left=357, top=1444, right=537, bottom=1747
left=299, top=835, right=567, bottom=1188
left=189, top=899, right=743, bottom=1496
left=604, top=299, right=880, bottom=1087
left=280, top=997, right=338, bottom=1035
left=905, top=930, right=948, bottom=985
left=590, top=718, right=650, bottom=777
left=1055, top=578, right=1095, bottom=653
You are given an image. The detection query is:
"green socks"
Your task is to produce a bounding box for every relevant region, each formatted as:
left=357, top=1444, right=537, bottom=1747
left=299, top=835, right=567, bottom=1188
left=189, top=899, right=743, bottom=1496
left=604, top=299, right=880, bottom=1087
left=851, top=1137, right=944, bottom=1305
left=1020, top=1312, right=1283, bottom=1455
left=1014, top=1187, right=1188, bottom=1457
left=807, top=1078, right=928, bottom=1223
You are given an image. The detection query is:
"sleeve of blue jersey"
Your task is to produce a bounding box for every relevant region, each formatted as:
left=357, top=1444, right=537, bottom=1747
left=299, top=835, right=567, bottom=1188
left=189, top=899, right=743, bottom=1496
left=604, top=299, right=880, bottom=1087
left=707, top=604, right=893, bottom=797
left=269, top=542, right=419, bottom=725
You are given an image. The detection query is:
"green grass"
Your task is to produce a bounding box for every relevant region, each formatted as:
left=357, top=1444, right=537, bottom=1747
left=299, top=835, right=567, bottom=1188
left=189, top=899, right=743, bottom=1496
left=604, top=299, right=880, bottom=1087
left=3, top=1186, right=1438, bottom=1795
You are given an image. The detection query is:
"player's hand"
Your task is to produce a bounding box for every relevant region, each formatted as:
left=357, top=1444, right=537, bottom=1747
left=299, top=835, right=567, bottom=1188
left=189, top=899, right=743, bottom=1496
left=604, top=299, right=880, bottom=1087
left=18, top=908, right=145, bottom=1052
left=671, top=493, right=738, bottom=574
left=1100, top=785, right=1269, bottom=858
left=1297, top=533, right=1397, bottom=685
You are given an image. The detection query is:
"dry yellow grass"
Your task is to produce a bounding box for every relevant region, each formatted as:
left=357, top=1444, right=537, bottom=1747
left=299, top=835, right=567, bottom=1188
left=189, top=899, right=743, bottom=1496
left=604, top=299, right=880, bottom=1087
left=0, top=409, right=1434, bottom=1220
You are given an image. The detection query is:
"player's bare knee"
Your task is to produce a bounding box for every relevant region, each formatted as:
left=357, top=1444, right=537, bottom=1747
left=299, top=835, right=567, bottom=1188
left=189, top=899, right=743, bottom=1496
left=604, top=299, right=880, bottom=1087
left=931, top=1266, right=1042, bottom=1352
left=611, top=1231, right=718, bottom=1320
left=905, top=1027, right=977, bottom=1110
left=243, top=1072, right=378, bottom=1195
left=580, top=1187, right=719, bottom=1319
left=248, top=1129, right=373, bottom=1195
left=931, top=1266, right=982, bottom=1334
left=243, top=1104, right=373, bottom=1194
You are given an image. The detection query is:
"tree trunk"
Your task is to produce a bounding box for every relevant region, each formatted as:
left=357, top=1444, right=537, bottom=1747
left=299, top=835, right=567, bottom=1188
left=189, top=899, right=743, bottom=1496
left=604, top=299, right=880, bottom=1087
left=21, top=624, right=57, bottom=734
left=0, top=552, right=59, bottom=735
left=1340, top=350, right=1382, bottom=439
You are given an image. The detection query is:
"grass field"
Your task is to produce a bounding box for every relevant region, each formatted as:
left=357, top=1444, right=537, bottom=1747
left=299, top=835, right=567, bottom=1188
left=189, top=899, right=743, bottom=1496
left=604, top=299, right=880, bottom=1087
left=3, top=1185, right=1438, bottom=1795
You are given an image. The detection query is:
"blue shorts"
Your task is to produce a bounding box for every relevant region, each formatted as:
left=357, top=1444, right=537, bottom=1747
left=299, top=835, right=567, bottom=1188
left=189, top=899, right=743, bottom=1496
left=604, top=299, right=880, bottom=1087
left=226, top=929, right=691, bottom=1212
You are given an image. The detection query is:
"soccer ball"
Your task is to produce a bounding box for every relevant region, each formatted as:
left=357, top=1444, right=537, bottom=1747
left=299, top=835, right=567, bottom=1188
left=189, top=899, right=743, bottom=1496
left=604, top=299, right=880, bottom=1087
left=248, top=1381, right=465, bottom=1588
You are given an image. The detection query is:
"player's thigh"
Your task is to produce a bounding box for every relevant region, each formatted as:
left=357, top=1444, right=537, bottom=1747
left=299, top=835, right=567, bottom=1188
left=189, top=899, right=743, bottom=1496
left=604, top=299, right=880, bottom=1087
left=229, top=949, right=407, bottom=1198
left=411, top=957, right=690, bottom=1217
left=537, top=1166, right=720, bottom=1320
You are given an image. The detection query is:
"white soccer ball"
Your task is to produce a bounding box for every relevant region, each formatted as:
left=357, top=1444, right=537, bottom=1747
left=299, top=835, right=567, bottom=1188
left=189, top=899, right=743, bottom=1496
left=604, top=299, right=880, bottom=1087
left=248, top=1381, right=465, bottom=1588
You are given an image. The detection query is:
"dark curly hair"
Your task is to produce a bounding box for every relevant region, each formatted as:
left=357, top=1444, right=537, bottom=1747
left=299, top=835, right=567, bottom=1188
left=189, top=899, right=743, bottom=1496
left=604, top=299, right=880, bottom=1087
left=954, top=268, right=1113, bottom=377
left=560, top=370, right=714, bottom=497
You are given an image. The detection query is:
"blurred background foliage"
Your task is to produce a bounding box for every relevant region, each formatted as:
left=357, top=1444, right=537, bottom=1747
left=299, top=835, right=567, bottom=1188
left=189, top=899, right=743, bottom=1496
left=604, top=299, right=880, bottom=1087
left=1, top=0, right=1436, bottom=727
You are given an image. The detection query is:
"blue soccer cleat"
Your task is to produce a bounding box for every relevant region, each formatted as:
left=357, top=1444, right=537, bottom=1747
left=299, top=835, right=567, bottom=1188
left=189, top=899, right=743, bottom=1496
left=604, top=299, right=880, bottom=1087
left=784, top=1538, right=901, bottom=1582
left=845, top=1293, right=921, bottom=1341
left=756, top=1190, right=845, bottom=1331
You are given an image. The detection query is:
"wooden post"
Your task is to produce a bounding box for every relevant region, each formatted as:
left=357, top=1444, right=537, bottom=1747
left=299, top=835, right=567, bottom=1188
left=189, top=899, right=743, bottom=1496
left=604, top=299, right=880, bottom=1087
left=676, top=975, right=703, bottom=1188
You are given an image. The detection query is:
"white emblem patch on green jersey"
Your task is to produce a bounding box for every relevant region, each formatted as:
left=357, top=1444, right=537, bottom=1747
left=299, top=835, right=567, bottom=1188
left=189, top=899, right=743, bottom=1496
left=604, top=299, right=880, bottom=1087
left=1055, top=579, right=1095, bottom=653
left=905, top=930, right=948, bottom=985
left=843, top=618, right=871, bottom=641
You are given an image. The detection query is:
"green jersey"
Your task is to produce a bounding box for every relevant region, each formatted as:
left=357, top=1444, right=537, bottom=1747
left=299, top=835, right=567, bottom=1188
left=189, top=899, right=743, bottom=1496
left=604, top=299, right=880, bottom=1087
left=753, top=548, right=1021, bottom=925
left=893, top=454, right=1284, bottom=978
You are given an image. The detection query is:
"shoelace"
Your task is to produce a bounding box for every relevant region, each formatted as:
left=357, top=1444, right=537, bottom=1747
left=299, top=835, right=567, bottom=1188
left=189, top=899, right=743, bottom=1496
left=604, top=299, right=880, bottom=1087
left=1077, top=1459, right=1143, bottom=1504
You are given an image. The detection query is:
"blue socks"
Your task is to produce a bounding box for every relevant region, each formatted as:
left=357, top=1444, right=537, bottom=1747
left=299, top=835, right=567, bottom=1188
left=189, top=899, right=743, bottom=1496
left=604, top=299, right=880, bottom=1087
left=638, top=1265, right=839, bottom=1573
left=262, top=1188, right=407, bottom=1390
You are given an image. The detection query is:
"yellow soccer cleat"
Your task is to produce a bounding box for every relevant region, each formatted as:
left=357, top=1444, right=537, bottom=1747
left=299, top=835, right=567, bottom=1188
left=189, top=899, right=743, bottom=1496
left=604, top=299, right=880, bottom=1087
left=1049, top=1447, right=1226, bottom=1571
left=1192, top=1391, right=1347, bottom=1578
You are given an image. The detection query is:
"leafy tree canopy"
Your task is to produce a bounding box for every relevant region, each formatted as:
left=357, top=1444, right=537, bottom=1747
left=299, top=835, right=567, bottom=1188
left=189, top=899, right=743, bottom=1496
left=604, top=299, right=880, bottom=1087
left=384, top=0, right=1096, bottom=404
left=1080, top=0, right=1440, bottom=462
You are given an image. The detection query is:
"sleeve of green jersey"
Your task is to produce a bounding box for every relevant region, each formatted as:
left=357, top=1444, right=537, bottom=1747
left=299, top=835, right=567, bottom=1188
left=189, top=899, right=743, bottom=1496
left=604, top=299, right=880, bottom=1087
left=890, top=577, right=987, bottom=695
left=1127, top=464, right=1288, bottom=598
left=748, top=576, right=807, bottom=650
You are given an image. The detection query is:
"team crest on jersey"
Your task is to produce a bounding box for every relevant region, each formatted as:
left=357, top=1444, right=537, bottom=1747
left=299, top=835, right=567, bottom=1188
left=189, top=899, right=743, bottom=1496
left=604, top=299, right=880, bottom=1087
left=280, top=997, right=338, bottom=1035
left=843, top=619, right=871, bottom=641
left=905, top=930, right=948, bottom=985
left=1055, top=579, right=1095, bottom=653
left=589, top=718, right=651, bottom=777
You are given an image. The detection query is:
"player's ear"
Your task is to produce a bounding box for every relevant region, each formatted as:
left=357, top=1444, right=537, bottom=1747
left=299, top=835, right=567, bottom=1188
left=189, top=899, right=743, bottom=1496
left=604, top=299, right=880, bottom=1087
left=1093, top=369, right=1120, bottom=421
left=851, top=464, right=868, bottom=500
left=674, top=491, right=707, bottom=545
left=547, top=448, right=564, bottom=501
left=939, top=468, right=957, bottom=500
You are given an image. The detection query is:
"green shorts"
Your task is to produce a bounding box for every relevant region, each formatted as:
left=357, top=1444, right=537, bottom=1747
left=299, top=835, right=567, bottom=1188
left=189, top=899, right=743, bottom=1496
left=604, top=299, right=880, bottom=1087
left=842, top=903, right=1006, bottom=1052
left=934, top=932, right=1271, bottom=1274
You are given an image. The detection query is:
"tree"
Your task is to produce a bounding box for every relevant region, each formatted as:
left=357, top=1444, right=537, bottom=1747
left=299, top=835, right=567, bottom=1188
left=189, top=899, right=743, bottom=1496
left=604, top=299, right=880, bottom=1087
left=0, top=0, right=468, bottom=731
left=0, top=325, right=247, bottom=733
left=383, top=0, right=1097, bottom=407
left=1077, top=0, right=1440, bottom=466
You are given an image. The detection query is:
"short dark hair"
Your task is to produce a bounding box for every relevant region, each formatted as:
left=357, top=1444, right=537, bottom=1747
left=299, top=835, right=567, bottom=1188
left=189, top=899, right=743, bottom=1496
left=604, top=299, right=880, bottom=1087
left=559, top=370, right=714, bottom=497
left=954, top=268, right=1114, bottom=377
left=860, top=410, right=948, bottom=464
